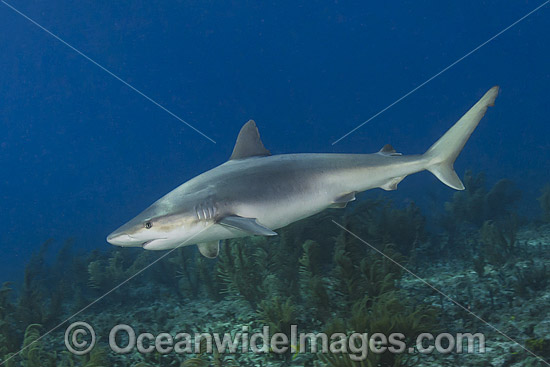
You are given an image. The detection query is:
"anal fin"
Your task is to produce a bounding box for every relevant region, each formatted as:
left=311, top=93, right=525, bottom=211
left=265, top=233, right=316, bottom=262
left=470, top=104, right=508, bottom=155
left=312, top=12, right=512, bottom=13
left=329, top=192, right=356, bottom=208
left=380, top=176, right=406, bottom=191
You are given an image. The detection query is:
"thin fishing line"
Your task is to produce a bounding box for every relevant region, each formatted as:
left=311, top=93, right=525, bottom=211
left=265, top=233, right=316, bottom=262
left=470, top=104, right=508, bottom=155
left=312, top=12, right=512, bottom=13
left=332, top=1, right=549, bottom=145
left=1, top=0, right=216, bottom=144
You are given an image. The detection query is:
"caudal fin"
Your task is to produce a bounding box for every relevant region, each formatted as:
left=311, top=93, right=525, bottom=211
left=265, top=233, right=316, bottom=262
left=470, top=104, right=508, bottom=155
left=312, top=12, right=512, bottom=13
left=424, top=86, right=499, bottom=190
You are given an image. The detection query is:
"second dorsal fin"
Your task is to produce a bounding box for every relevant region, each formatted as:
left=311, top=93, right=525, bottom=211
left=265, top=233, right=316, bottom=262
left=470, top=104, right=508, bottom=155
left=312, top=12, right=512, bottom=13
left=378, top=144, right=402, bottom=156
left=229, top=120, right=271, bottom=160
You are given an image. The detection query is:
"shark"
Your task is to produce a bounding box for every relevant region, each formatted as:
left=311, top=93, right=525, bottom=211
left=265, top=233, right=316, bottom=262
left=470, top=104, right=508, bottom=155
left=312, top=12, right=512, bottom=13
left=107, top=86, right=499, bottom=258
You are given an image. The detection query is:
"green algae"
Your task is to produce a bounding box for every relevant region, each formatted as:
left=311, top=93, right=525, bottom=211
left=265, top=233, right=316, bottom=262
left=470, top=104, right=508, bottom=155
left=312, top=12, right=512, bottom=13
left=3, top=171, right=549, bottom=366
left=442, top=171, right=521, bottom=239
left=480, top=219, right=517, bottom=266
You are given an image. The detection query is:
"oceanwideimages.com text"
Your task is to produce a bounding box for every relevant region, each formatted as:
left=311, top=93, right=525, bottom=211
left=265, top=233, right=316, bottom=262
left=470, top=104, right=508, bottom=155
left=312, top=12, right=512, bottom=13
left=65, top=322, right=486, bottom=360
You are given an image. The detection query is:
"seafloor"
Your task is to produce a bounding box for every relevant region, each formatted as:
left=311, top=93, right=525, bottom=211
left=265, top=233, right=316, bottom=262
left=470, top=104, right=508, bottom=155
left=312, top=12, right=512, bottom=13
left=1, top=171, right=549, bottom=367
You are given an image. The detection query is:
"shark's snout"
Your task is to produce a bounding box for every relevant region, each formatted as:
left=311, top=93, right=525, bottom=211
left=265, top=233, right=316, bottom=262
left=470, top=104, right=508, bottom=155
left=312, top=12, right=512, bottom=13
left=107, top=228, right=167, bottom=249
left=107, top=231, right=135, bottom=246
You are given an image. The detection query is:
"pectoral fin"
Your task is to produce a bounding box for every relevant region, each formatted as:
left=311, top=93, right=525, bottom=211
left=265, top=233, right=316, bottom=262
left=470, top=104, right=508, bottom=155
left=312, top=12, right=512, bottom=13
left=218, top=215, right=277, bottom=236
left=197, top=241, right=220, bottom=258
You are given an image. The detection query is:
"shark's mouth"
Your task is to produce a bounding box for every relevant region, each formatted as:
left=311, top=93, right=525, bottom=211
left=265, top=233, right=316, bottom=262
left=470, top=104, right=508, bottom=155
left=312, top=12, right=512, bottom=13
left=142, top=240, right=154, bottom=247
left=142, top=238, right=167, bottom=249
left=142, top=239, right=159, bottom=248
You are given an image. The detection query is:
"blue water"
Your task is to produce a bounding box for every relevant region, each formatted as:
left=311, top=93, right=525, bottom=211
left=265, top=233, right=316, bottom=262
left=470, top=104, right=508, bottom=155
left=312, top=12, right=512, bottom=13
left=0, top=0, right=548, bottom=280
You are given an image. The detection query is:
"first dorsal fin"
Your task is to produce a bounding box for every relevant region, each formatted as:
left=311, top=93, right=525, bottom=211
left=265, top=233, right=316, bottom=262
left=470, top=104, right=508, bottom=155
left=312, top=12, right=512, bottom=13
left=378, top=144, right=402, bottom=156
left=229, top=120, right=271, bottom=160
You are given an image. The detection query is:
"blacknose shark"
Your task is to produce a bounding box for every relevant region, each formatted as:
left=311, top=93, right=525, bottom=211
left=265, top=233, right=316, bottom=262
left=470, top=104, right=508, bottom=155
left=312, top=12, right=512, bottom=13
left=107, top=86, right=499, bottom=258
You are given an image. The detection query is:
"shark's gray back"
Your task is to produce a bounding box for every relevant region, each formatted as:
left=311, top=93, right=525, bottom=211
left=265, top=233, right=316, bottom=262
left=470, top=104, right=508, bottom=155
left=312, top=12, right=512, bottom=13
left=167, top=152, right=419, bottom=218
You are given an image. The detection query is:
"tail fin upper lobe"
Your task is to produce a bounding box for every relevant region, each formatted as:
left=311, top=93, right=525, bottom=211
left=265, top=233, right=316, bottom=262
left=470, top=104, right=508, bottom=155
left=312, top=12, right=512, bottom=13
left=424, top=86, right=500, bottom=190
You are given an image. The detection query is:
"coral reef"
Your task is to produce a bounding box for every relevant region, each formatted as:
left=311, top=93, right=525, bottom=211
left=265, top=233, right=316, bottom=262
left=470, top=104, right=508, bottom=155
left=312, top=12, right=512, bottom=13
left=346, top=199, right=426, bottom=256
left=514, top=260, right=548, bottom=298
left=299, top=240, right=331, bottom=322
left=2, top=172, right=550, bottom=367
left=217, top=239, right=265, bottom=306
left=441, top=171, right=521, bottom=237
left=5, top=324, right=57, bottom=367
left=539, top=184, right=550, bottom=222
left=257, top=296, right=296, bottom=337
left=525, top=338, right=550, bottom=358
left=480, top=219, right=517, bottom=266
left=0, top=282, right=16, bottom=359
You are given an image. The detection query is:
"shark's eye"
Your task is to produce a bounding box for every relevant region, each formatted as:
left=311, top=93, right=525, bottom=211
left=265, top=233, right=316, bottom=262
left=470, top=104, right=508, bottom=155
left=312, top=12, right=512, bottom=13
left=145, top=221, right=153, bottom=229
